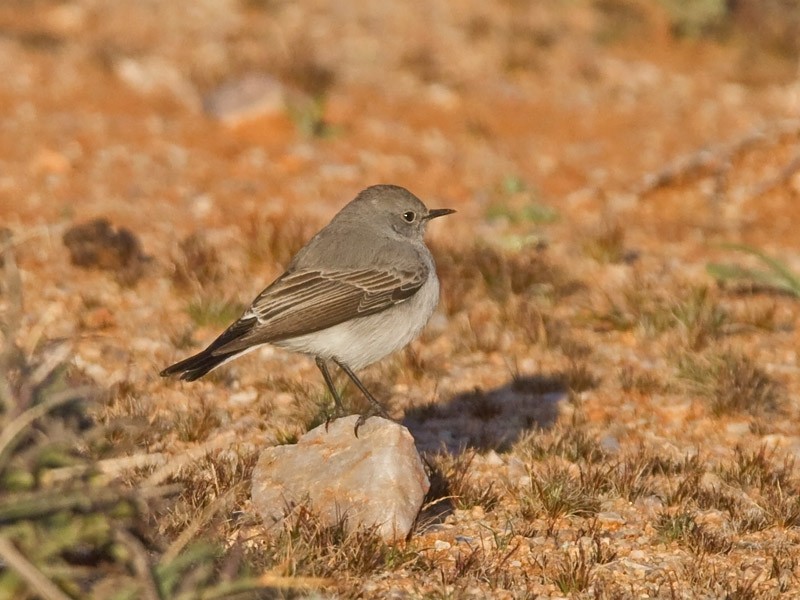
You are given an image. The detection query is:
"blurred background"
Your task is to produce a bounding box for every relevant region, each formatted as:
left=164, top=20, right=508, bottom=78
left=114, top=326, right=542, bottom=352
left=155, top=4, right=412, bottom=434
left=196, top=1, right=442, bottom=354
left=2, top=0, right=799, bottom=227
left=2, top=0, right=800, bottom=597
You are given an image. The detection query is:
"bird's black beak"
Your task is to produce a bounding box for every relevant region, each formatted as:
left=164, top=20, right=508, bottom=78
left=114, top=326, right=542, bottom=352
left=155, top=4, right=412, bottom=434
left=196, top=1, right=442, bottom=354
left=425, top=208, right=456, bottom=220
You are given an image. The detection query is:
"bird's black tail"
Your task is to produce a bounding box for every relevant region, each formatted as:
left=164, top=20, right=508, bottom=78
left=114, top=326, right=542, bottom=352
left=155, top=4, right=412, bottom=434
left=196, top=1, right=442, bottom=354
left=160, top=316, right=258, bottom=381
left=159, top=348, right=239, bottom=381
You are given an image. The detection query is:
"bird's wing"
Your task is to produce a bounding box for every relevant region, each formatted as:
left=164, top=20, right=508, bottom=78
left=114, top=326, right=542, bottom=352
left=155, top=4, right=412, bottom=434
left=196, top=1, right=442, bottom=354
left=210, top=266, right=427, bottom=355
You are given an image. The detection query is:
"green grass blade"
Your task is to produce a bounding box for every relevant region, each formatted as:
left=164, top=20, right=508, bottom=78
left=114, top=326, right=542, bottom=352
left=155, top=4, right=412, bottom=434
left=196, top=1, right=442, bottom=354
left=706, top=263, right=789, bottom=289
left=717, top=243, right=800, bottom=295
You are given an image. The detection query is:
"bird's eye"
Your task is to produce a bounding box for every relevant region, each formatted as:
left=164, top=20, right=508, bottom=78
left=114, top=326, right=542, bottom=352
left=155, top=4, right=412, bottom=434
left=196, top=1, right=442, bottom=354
left=402, top=211, right=416, bottom=222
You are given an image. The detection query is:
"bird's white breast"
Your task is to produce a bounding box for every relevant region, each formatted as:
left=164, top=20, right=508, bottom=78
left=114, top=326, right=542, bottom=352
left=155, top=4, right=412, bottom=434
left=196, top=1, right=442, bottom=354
left=275, top=266, right=440, bottom=370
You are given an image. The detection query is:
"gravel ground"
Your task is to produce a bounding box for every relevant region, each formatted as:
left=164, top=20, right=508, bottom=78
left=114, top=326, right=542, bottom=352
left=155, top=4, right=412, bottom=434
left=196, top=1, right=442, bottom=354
left=2, top=1, right=800, bottom=598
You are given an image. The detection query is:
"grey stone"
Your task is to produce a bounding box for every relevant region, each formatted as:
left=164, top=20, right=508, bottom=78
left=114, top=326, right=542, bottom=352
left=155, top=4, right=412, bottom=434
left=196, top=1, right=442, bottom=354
left=114, top=56, right=200, bottom=110
left=251, top=416, right=429, bottom=543
left=203, top=73, right=286, bottom=125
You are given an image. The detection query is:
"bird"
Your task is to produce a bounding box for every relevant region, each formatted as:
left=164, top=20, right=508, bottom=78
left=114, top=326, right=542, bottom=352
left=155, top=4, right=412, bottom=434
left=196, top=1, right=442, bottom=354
left=160, top=184, right=455, bottom=433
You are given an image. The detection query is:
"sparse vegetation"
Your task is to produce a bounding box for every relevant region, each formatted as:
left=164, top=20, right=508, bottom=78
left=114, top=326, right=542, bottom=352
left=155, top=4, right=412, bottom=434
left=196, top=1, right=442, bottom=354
left=486, top=185, right=559, bottom=226
left=172, top=232, right=224, bottom=290
left=595, top=282, right=730, bottom=349
left=549, top=535, right=616, bottom=593
left=516, top=425, right=607, bottom=465
left=717, top=446, right=794, bottom=493
left=678, top=351, right=782, bottom=416
left=708, top=244, right=800, bottom=298
left=619, top=364, right=663, bottom=394
left=4, top=0, right=800, bottom=596
left=425, top=450, right=502, bottom=512
left=252, top=508, right=419, bottom=579
left=564, top=359, right=600, bottom=394
left=655, top=510, right=732, bottom=554
left=287, top=96, right=337, bottom=139
left=521, top=463, right=604, bottom=523
left=185, top=298, right=244, bottom=329
left=671, top=286, right=729, bottom=350
left=0, top=242, right=278, bottom=599
left=656, top=0, right=729, bottom=38
left=244, top=212, right=321, bottom=268
left=438, top=242, right=576, bottom=307
left=583, top=221, right=628, bottom=264
left=171, top=401, right=223, bottom=443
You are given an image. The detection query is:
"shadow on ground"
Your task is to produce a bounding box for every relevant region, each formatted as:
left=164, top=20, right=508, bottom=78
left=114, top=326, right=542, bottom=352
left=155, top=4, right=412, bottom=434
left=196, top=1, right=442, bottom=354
left=405, top=373, right=578, bottom=530
left=402, top=374, right=569, bottom=454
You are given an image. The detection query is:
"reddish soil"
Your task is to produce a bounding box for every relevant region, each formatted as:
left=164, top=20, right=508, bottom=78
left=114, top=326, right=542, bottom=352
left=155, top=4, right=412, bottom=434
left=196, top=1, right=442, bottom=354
left=2, top=0, right=800, bottom=597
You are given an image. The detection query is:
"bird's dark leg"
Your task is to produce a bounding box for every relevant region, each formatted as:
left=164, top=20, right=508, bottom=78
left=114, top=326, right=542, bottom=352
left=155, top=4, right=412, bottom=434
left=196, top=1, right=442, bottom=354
left=333, top=358, right=391, bottom=436
left=315, top=357, right=345, bottom=427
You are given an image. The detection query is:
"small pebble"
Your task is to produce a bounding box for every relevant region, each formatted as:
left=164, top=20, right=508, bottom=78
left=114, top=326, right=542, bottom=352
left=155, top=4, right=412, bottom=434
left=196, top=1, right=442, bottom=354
left=434, top=540, right=451, bottom=551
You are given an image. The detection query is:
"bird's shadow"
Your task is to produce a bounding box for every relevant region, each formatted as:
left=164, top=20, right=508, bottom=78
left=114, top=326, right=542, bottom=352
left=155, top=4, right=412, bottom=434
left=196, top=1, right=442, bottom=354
left=402, top=374, right=566, bottom=455
left=402, top=374, right=572, bottom=530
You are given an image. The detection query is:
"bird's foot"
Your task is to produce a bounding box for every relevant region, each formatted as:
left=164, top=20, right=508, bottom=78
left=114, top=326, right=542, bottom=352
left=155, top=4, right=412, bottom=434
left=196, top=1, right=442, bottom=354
left=324, top=403, right=348, bottom=432
left=353, top=404, right=393, bottom=437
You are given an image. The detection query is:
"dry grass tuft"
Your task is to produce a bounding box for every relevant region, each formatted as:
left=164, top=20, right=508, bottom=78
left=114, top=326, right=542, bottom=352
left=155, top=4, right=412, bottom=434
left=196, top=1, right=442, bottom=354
left=582, top=221, right=630, bottom=264
left=671, top=286, right=729, bottom=350
left=605, top=450, right=664, bottom=501
left=164, top=449, right=258, bottom=537
left=169, top=398, right=224, bottom=443
left=595, top=282, right=729, bottom=350
left=718, top=446, right=795, bottom=493
left=434, top=241, right=581, bottom=315
left=520, top=463, right=605, bottom=522
left=185, top=298, right=244, bottom=329
left=171, top=232, right=224, bottom=290
left=757, top=486, right=800, bottom=528
left=244, top=212, right=321, bottom=269
left=434, top=538, right=524, bottom=594
left=550, top=535, right=617, bottom=594
left=62, top=218, right=149, bottom=286
left=604, top=450, right=706, bottom=504
left=564, top=360, right=600, bottom=394
left=250, top=507, right=420, bottom=580
left=516, top=425, right=608, bottom=464
left=655, top=510, right=732, bottom=555
left=678, top=351, right=782, bottom=416
left=425, top=450, right=502, bottom=512
left=619, top=364, right=664, bottom=394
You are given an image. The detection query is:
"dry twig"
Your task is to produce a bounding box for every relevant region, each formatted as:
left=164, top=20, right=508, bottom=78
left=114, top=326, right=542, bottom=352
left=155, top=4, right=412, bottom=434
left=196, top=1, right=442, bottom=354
left=143, top=431, right=238, bottom=488
left=163, top=481, right=245, bottom=564
left=635, top=119, right=800, bottom=197
left=41, top=451, right=170, bottom=486
left=0, top=484, right=180, bottom=525
left=737, top=151, right=800, bottom=202
left=0, top=228, right=23, bottom=414
left=0, top=537, right=73, bottom=600
left=0, top=386, right=95, bottom=470
left=114, top=528, right=164, bottom=600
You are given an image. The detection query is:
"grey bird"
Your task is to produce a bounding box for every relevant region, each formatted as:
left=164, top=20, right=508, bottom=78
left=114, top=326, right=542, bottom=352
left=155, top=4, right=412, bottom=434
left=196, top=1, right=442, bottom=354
left=160, top=184, right=454, bottom=432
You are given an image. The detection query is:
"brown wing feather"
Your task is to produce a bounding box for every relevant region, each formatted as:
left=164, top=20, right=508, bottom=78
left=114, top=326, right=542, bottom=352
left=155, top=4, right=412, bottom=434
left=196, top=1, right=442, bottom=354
left=211, top=267, right=426, bottom=355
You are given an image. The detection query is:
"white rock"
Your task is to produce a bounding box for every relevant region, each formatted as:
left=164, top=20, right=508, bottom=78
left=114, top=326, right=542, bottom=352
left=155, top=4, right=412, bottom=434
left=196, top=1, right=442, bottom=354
left=598, top=511, right=625, bottom=525
left=114, top=57, right=200, bottom=110
left=725, top=421, right=750, bottom=436
left=203, top=73, right=286, bottom=125
left=433, top=540, right=451, bottom=551
left=229, top=389, right=258, bottom=405
left=483, top=450, right=505, bottom=467
left=251, top=416, right=429, bottom=543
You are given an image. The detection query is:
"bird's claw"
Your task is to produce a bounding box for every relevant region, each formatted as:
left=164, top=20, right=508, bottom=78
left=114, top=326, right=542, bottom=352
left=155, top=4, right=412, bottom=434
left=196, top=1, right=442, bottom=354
left=324, top=403, right=347, bottom=432
left=353, top=405, right=393, bottom=437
